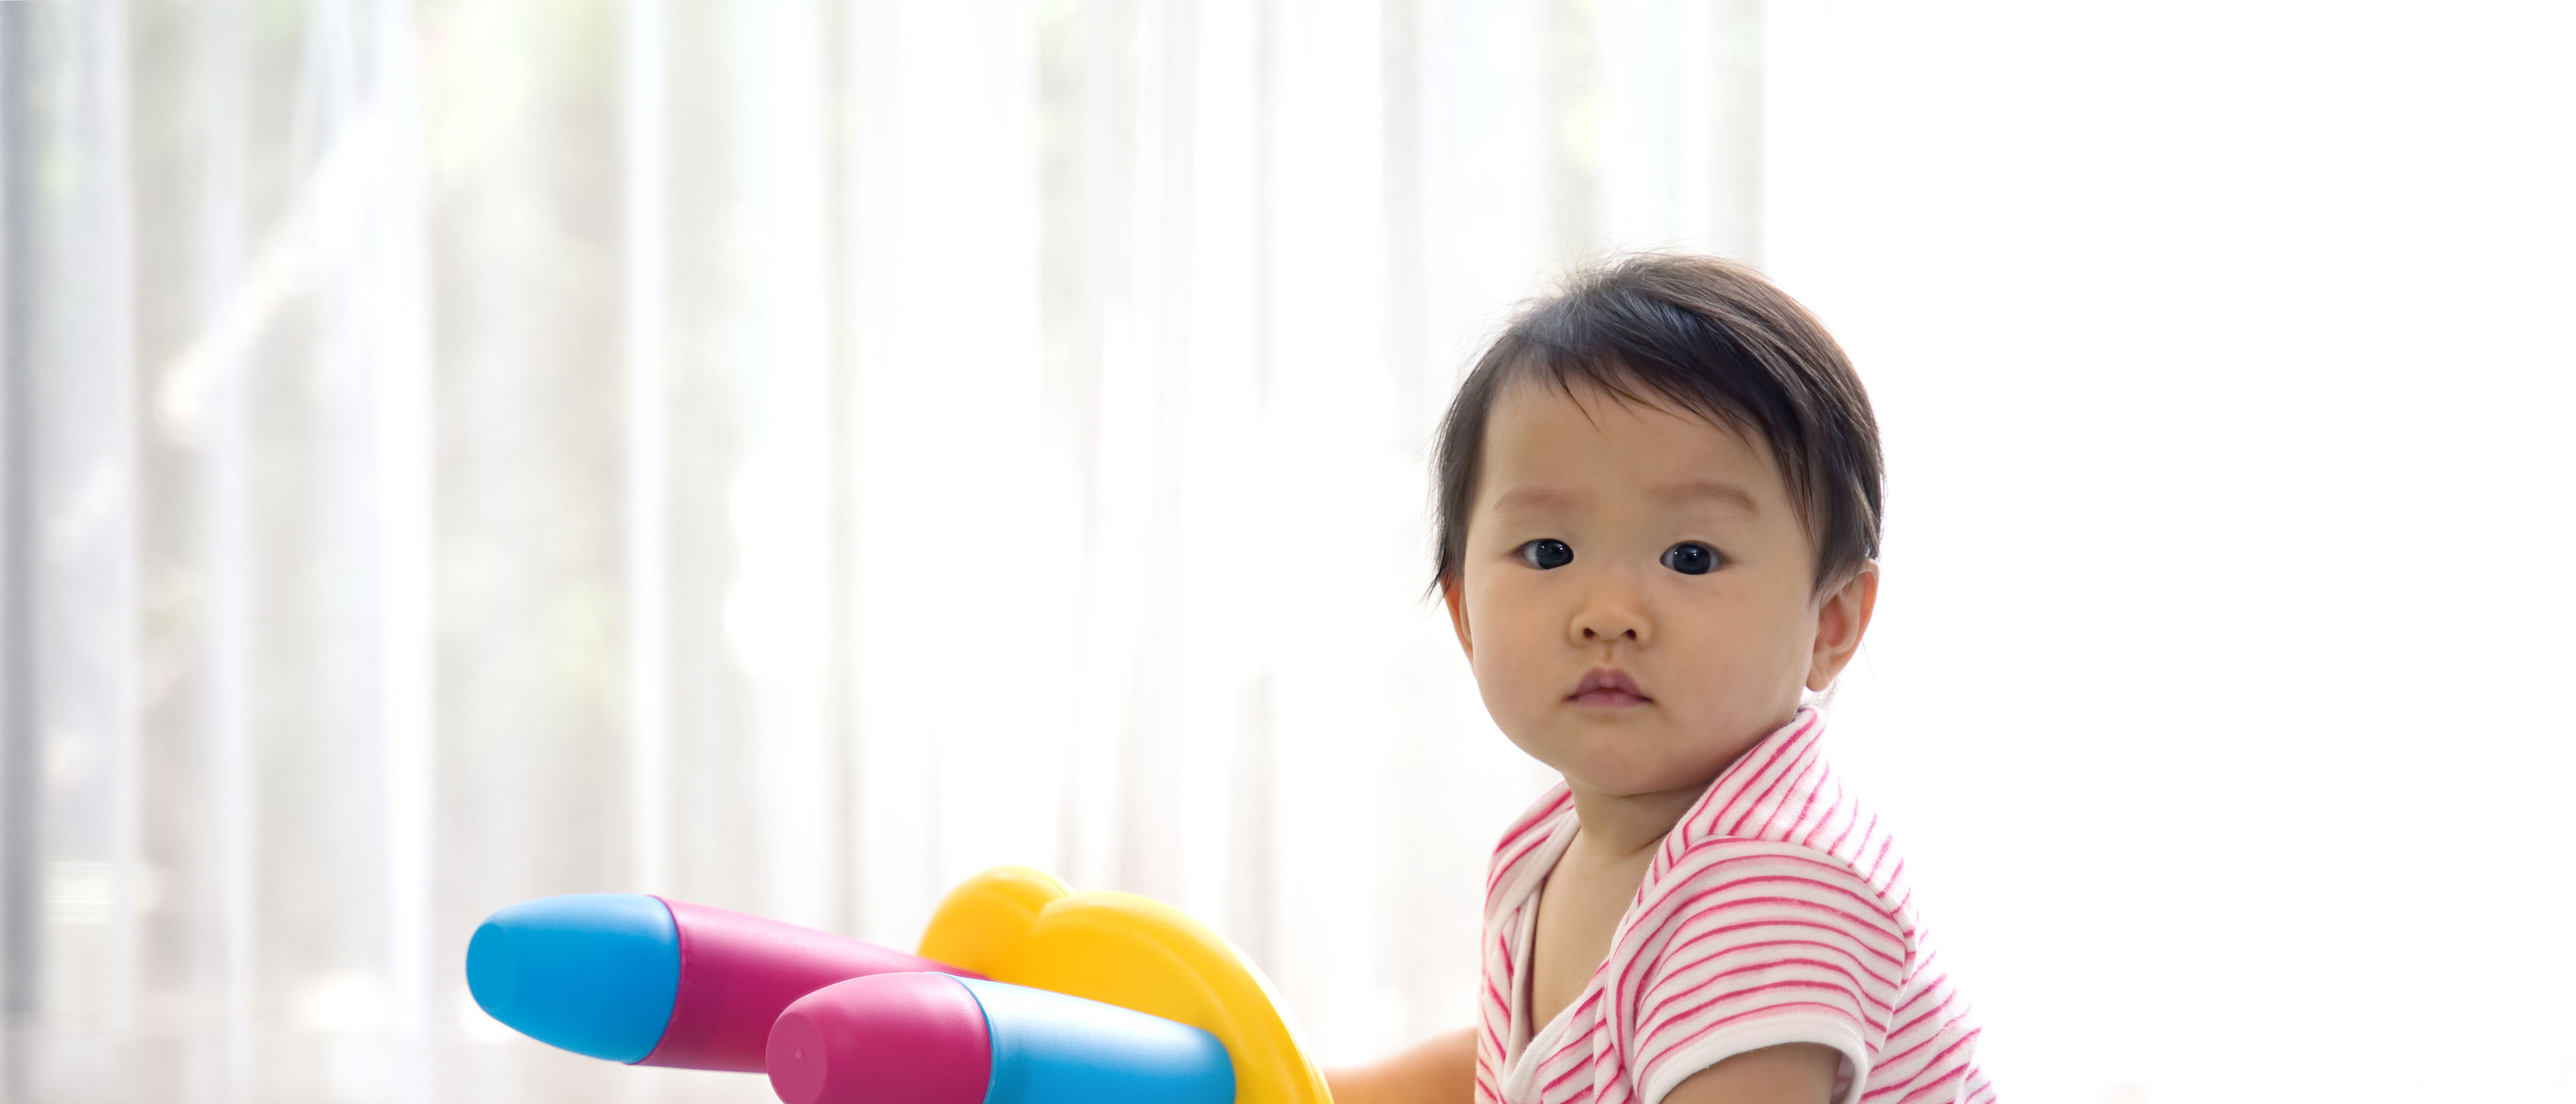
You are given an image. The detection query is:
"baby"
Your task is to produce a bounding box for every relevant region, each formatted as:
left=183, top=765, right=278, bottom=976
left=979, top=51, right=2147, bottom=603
left=1328, top=256, right=1990, bottom=1104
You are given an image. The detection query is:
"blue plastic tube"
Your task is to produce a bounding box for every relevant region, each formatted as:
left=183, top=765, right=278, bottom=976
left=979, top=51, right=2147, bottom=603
left=766, top=972, right=1235, bottom=1104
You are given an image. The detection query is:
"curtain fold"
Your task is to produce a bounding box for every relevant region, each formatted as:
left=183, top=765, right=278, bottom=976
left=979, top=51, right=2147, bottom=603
left=0, top=1, right=1763, bottom=1100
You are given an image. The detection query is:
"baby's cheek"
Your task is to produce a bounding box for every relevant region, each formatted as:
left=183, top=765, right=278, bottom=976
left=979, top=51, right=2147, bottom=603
left=1469, top=646, right=1542, bottom=728
left=1694, top=611, right=1795, bottom=685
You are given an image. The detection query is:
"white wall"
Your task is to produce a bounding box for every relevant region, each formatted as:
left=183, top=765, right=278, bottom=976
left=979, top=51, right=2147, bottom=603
left=1765, top=3, right=2576, bottom=1101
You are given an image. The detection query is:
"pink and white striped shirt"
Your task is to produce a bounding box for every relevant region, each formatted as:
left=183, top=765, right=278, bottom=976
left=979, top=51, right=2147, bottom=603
left=1475, top=708, right=1993, bottom=1104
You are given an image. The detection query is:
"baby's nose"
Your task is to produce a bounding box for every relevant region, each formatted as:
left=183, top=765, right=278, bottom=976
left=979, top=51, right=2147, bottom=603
left=1573, top=600, right=1648, bottom=645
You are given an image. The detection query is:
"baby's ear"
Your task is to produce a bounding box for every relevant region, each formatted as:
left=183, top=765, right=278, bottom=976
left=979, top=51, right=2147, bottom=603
left=1805, top=561, right=1878, bottom=692
left=1440, top=573, right=1474, bottom=660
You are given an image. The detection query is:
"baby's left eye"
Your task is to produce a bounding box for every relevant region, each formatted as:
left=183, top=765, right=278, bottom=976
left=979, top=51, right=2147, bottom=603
left=1661, top=542, right=1720, bottom=575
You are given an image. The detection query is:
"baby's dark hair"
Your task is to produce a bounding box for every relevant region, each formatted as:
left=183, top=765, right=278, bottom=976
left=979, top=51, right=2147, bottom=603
left=1431, top=254, right=1884, bottom=596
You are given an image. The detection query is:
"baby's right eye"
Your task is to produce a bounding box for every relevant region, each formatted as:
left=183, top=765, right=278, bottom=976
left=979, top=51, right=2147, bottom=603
left=1515, top=539, right=1574, bottom=570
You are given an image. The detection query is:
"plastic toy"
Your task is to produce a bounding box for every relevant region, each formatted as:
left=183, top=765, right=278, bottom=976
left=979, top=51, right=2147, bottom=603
left=769, top=972, right=1231, bottom=1104
left=466, top=866, right=1331, bottom=1104
left=465, top=891, right=976, bottom=1070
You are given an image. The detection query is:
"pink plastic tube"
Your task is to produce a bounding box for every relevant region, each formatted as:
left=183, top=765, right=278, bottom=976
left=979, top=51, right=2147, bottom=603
left=637, top=898, right=985, bottom=1072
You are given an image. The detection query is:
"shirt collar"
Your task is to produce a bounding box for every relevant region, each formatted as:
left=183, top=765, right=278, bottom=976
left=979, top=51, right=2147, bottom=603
left=1652, top=705, right=1827, bottom=875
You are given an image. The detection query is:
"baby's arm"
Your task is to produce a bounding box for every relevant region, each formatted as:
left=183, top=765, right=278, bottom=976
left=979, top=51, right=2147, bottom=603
left=1323, top=1026, right=1477, bottom=1104
left=1659, top=1043, right=1839, bottom=1104
left=1319, top=1031, right=1832, bottom=1104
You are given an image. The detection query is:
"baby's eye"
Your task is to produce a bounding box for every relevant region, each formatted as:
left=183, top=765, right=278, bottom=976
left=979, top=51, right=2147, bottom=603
left=1516, top=539, right=1574, bottom=570
left=1661, top=542, right=1720, bottom=575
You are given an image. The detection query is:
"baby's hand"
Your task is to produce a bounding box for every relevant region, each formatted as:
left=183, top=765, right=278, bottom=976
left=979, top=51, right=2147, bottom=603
left=1322, top=1026, right=1477, bottom=1104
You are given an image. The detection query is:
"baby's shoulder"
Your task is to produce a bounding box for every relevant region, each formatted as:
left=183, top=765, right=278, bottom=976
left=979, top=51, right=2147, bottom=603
left=1662, top=735, right=1917, bottom=924
left=1652, top=834, right=1892, bottom=914
left=1627, top=835, right=1918, bottom=981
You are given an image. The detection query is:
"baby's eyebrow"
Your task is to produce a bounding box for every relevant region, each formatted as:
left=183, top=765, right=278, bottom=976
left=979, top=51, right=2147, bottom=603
left=1487, top=486, right=1581, bottom=514
left=1654, top=480, right=1760, bottom=514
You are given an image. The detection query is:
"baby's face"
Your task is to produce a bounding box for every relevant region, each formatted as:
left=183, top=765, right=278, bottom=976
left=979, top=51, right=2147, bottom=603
left=1446, top=378, right=1869, bottom=799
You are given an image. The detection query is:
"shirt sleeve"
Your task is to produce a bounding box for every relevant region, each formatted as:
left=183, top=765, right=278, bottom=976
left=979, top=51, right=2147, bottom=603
left=1617, top=840, right=1909, bottom=1104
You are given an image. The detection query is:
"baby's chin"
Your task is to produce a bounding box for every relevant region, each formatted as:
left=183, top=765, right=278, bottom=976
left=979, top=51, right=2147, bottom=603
left=1510, top=726, right=1737, bottom=799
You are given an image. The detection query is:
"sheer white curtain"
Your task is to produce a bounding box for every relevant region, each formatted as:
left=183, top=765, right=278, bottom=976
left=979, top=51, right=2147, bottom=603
left=0, top=1, right=1764, bottom=1101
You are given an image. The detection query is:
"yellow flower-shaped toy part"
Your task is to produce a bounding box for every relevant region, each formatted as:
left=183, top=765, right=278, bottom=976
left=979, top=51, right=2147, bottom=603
left=918, top=867, right=1333, bottom=1104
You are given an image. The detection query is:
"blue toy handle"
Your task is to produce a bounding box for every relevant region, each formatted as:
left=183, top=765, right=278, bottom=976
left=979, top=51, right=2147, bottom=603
left=765, top=971, right=1235, bottom=1104
left=964, top=977, right=1236, bottom=1104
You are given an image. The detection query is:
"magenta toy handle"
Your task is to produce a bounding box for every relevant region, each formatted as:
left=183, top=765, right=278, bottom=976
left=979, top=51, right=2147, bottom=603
left=639, top=898, right=985, bottom=1071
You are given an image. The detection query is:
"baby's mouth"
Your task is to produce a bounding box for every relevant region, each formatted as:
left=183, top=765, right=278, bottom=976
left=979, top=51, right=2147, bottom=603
left=1568, top=667, right=1650, bottom=707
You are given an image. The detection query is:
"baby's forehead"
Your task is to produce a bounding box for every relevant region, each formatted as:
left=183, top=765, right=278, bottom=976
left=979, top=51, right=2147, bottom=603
left=1481, top=376, right=1784, bottom=488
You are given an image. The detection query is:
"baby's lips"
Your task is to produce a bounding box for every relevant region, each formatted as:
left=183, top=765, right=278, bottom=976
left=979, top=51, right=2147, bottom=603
left=1570, top=666, right=1648, bottom=700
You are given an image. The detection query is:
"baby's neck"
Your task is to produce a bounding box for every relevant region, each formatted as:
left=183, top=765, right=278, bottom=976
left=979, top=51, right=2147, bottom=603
left=1563, top=781, right=1707, bottom=863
